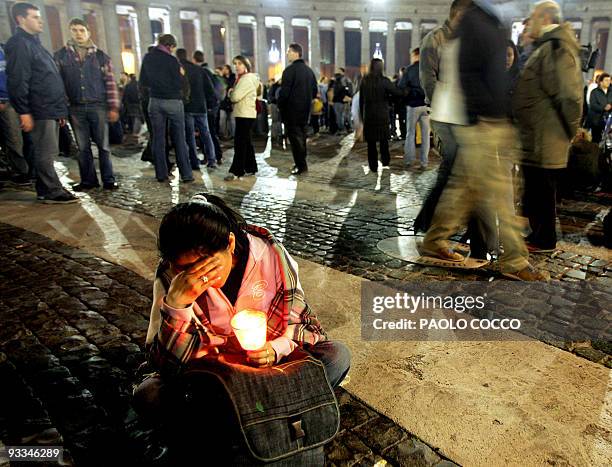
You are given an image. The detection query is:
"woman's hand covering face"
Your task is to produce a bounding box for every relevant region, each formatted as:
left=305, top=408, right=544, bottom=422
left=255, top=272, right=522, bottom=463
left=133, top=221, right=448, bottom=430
left=166, top=256, right=224, bottom=309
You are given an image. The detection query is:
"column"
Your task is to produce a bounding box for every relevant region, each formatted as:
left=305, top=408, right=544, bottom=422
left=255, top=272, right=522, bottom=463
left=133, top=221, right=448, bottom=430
left=199, top=7, right=215, bottom=66
left=310, top=17, right=320, bottom=76
left=256, top=13, right=268, bottom=77
left=284, top=16, right=292, bottom=50
left=411, top=18, right=420, bottom=50
left=102, top=0, right=123, bottom=74
left=387, top=19, right=395, bottom=75
left=580, top=17, right=592, bottom=45
left=67, top=0, right=82, bottom=19
left=229, top=12, right=241, bottom=60
left=335, top=18, right=345, bottom=69
left=0, top=3, right=12, bottom=43
left=361, top=16, right=370, bottom=67
left=170, top=6, right=183, bottom=45
left=31, top=0, right=52, bottom=50
left=606, top=22, right=612, bottom=70
left=136, top=4, right=152, bottom=52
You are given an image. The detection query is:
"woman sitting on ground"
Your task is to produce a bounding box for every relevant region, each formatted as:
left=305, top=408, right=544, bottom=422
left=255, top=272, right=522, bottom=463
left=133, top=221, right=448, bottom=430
left=134, top=194, right=351, bottom=414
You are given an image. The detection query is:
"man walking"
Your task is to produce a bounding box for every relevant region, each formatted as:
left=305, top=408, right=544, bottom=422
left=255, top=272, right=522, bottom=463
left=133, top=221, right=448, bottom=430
left=421, top=0, right=548, bottom=281
left=399, top=48, right=430, bottom=169
left=5, top=2, right=77, bottom=203
left=514, top=0, right=583, bottom=253
left=331, top=68, right=353, bottom=135
left=0, top=42, right=31, bottom=185
left=176, top=48, right=217, bottom=170
left=139, top=34, right=193, bottom=183
left=277, top=43, right=318, bottom=175
left=55, top=17, right=120, bottom=191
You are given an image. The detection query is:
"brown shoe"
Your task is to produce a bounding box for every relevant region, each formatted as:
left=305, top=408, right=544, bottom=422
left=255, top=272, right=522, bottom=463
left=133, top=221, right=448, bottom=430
left=417, top=245, right=465, bottom=262
left=502, top=264, right=550, bottom=281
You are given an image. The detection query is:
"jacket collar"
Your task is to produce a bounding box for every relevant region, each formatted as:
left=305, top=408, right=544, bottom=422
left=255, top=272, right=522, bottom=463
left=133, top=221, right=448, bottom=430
left=16, top=27, right=39, bottom=42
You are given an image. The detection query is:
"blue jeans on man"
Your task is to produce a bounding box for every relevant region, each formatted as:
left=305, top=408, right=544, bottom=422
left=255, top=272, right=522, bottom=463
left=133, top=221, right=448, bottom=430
left=405, top=105, right=431, bottom=167
left=149, top=98, right=193, bottom=182
left=70, top=104, right=115, bottom=186
left=185, top=112, right=216, bottom=168
left=333, top=102, right=345, bottom=133
left=30, top=120, right=69, bottom=197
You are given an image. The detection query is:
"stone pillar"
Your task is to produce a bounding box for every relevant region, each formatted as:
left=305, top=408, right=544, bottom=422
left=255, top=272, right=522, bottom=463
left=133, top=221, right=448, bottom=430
left=199, top=7, right=214, bottom=66
left=580, top=16, right=592, bottom=45
left=256, top=13, right=268, bottom=77
left=136, top=4, right=152, bottom=53
left=387, top=19, right=395, bottom=76
left=411, top=18, right=420, bottom=50
left=66, top=0, right=82, bottom=19
left=310, top=17, right=320, bottom=76
left=606, top=23, right=612, bottom=70
left=31, top=0, right=52, bottom=50
left=102, top=0, right=123, bottom=74
left=0, top=4, right=12, bottom=43
left=170, top=5, right=183, bottom=46
left=229, top=12, right=241, bottom=60
left=361, top=16, right=370, bottom=67
left=335, top=18, right=345, bottom=69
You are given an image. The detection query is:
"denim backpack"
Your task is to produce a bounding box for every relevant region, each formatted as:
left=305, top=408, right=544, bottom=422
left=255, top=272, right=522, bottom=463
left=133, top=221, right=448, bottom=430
left=180, top=349, right=340, bottom=465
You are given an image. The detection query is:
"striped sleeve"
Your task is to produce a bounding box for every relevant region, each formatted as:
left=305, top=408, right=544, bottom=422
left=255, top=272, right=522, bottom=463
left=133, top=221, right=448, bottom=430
left=104, top=57, right=120, bottom=112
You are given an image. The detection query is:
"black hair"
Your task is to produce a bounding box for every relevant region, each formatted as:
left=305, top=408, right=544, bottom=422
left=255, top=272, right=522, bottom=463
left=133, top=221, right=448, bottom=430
left=69, top=17, right=89, bottom=30
left=175, top=48, right=188, bottom=61
left=158, top=34, right=177, bottom=48
left=367, top=58, right=384, bottom=78
left=232, top=55, right=252, bottom=72
left=11, top=2, right=38, bottom=24
left=193, top=50, right=204, bottom=63
left=158, top=193, right=248, bottom=263
left=289, top=43, right=303, bottom=57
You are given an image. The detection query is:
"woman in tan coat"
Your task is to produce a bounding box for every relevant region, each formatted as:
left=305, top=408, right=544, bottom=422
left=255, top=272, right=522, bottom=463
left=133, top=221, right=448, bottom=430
left=225, top=56, right=261, bottom=181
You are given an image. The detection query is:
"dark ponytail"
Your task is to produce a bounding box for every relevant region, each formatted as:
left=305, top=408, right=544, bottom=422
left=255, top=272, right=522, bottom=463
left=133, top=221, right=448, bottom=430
left=158, top=193, right=248, bottom=262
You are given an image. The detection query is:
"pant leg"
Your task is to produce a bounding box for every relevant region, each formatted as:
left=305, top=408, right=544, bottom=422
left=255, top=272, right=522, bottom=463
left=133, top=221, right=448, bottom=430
left=414, top=121, right=458, bottom=232
left=303, top=341, right=351, bottom=389
left=380, top=138, right=390, bottom=167
left=523, top=166, right=558, bottom=249
left=404, top=106, right=417, bottom=163
left=70, top=106, right=99, bottom=186
left=287, top=125, right=307, bottom=170
left=184, top=113, right=200, bottom=169
left=230, top=117, right=248, bottom=176
left=166, top=100, right=193, bottom=181
left=148, top=98, right=169, bottom=180
left=334, top=103, right=344, bottom=132
left=194, top=114, right=216, bottom=166
left=367, top=140, right=379, bottom=172
left=244, top=118, right=258, bottom=174
left=29, top=119, right=65, bottom=197
left=89, top=106, right=115, bottom=184
left=417, top=106, right=431, bottom=166
left=0, top=103, right=28, bottom=175
left=207, top=107, right=223, bottom=161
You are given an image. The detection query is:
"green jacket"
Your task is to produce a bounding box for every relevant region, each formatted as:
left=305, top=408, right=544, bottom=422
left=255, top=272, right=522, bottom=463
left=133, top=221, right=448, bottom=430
left=514, top=23, right=583, bottom=169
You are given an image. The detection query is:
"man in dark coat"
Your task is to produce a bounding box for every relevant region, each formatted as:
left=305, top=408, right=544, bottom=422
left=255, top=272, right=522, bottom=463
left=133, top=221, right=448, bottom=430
left=176, top=48, right=218, bottom=169
left=278, top=43, right=318, bottom=175
left=587, top=73, right=612, bottom=143
left=5, top=2, right=77, bottom=203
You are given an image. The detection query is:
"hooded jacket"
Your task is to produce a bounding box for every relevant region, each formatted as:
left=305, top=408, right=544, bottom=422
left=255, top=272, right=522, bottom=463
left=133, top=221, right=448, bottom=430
left=419, top=21, right=453, bottom=105
left=514, top=23, right=583, bottom=169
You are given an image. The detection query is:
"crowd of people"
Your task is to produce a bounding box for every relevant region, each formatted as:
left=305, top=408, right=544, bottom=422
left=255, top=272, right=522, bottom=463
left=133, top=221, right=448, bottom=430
left=0, top=0, right=610, bottom=264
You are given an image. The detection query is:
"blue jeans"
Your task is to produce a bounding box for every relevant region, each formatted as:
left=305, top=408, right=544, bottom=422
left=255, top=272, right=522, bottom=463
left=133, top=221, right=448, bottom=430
left=333, top=102, right=345, bottom=132
left=405, top=105, right=431, bottom=166
left=185, top=112, right=216, bottom=167
left=148, top=98, right=193, bottom=181
left=70, top=104, right=115, bottom=186
left=303, top=340, right=351, bottom=389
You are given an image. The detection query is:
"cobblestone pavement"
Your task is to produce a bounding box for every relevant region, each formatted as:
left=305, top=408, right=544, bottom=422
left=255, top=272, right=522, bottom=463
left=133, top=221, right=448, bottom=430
left=0, top=224, right=456, bottom=466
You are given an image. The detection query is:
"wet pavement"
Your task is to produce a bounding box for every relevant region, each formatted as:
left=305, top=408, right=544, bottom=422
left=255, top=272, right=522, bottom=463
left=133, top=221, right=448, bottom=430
left=0, top=132, right=610, bottom=465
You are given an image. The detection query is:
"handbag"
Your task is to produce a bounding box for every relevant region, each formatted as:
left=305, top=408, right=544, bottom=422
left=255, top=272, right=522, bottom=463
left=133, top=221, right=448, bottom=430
left=180, top=348, right=340, bottom=465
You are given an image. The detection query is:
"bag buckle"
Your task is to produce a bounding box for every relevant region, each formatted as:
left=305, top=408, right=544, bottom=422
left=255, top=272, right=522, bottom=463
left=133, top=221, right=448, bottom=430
left=290, top=419, right=305, bottom=440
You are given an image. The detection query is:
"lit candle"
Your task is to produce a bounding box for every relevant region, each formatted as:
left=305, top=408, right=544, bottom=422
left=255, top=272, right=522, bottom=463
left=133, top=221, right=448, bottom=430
left=230, top=309, right=267, bottom=351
